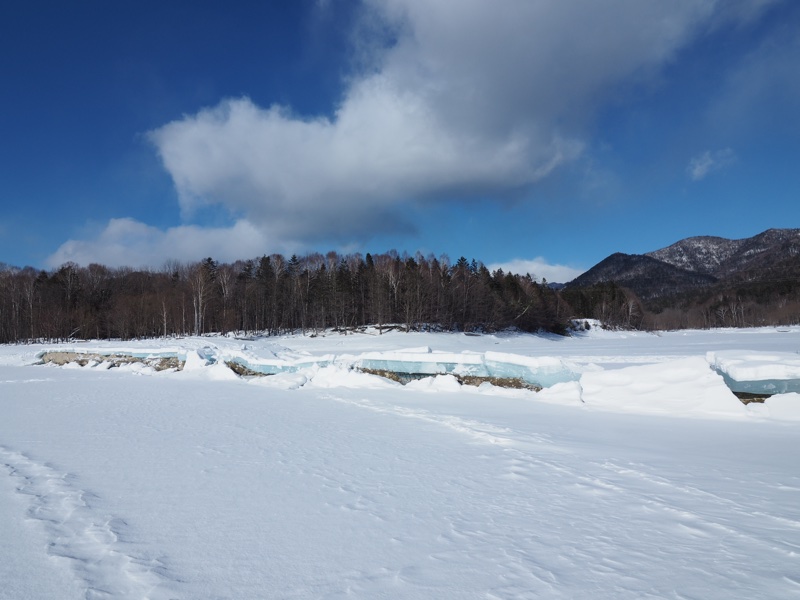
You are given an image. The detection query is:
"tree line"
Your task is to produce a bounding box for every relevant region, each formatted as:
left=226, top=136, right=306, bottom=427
left=4, top=251, right=797, bottom=344
left=0, top=252, right=572, bottom=343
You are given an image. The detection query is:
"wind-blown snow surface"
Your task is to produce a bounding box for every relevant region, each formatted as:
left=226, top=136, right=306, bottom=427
left=1, top=327, right=800, bottom=599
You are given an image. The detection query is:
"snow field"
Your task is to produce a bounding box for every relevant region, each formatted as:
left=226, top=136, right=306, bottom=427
left=0, top=446, right=174, bottom=600
left=1, top=327, right=800, bottom=598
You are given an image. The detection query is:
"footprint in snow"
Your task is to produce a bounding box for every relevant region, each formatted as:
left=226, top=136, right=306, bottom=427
left=0, top=445, right=179, bottom=600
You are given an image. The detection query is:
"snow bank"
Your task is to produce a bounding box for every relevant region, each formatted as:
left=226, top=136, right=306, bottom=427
left=763, top=393, right=800, bottom=421
left=249, top=371, right=309, bottom=390
left=536, top=381, right=585, bottom=406
left=158, top=347, right=235, bottom=381
left=580, top=356, right=747, bottom=418
left=405, top=374, right=463, bottom=392
left=7, top=328, right=800, bottom=421
left=304, top=365, right=400, bottom=390
left=182, top=348, right=209, bottom=371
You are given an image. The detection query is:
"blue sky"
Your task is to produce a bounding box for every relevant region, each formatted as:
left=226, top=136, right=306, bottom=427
left=2, top=0, right=798, bottom=282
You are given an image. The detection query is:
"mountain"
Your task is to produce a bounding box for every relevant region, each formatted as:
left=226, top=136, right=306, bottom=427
left=645, top=229, right=800, bottom=279
left=566, top=228, right=800, bottom=303
left=567, top=253, right=717, bottom=300
left=644, top=236, right=740, bottom=275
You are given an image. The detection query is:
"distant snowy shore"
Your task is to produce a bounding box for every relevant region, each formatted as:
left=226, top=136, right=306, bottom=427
left=3, top=325, right=799, bottom=421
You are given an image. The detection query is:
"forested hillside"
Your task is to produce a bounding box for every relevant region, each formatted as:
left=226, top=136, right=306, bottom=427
left=0, top=252, right=568, bottom=343
left=564, top=228, right=800, bottom=329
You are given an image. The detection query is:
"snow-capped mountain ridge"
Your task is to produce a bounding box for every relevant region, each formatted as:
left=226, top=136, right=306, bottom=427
left=645, top=236, right=742, bottom=275
left=566, top=228, right=800, bottom=303
left=645, top=228, right=800, bottom=277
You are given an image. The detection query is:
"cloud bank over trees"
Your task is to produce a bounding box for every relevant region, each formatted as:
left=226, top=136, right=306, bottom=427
left=48, top=0, right=781, bottom=269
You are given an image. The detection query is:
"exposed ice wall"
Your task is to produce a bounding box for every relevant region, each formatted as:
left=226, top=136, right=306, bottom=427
left=37, top=345, right=580, bottom=389
left=707, top=350, right=800, bottom=394
left=357, top=348, right=579, bottom=388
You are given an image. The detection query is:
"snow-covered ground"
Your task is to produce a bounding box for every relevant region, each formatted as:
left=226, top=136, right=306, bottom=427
left=1, top=326, right=799, bottom=599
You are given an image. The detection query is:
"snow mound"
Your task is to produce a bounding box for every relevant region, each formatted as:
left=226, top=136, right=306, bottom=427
left=249, top=371, right=309, bottom=390
left=178, top=350, right=239, bottom=381
left=205, top=362, right=240, bottom=381
left=764, top=393, right=800, bottom=421
left=305, top=365, right=400, bottom=390
left=405, top=374, right=463, bottom=392
left=182, top=349, right=209, bottom=371
left=535, top=381, right=585, bottom=406
left=580, top=357, right=747, bottom=418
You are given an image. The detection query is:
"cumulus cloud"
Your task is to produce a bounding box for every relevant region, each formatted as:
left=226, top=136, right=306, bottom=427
left=46, top=218, right=282, bottom=269
left=147, top=2, right=740, bottom=240
left=487, top=258, right=585, bottom=284
left=51, top=0, right=772, bottom=267
left=687, top=148, right=736, bottom=181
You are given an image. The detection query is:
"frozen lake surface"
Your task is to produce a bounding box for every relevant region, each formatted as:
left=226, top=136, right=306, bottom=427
left=1, top=326, right=799, bottom=599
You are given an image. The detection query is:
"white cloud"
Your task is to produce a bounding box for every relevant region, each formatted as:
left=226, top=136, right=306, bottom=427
left=54, top=0, right=772, bottom=266
left=46, top=218, right=283, bottom=269
left=687, top=148, right=736, bottom=181
left=147, top=1, right=739, bottom=244
left=487, top=258, right=585, bottom=284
